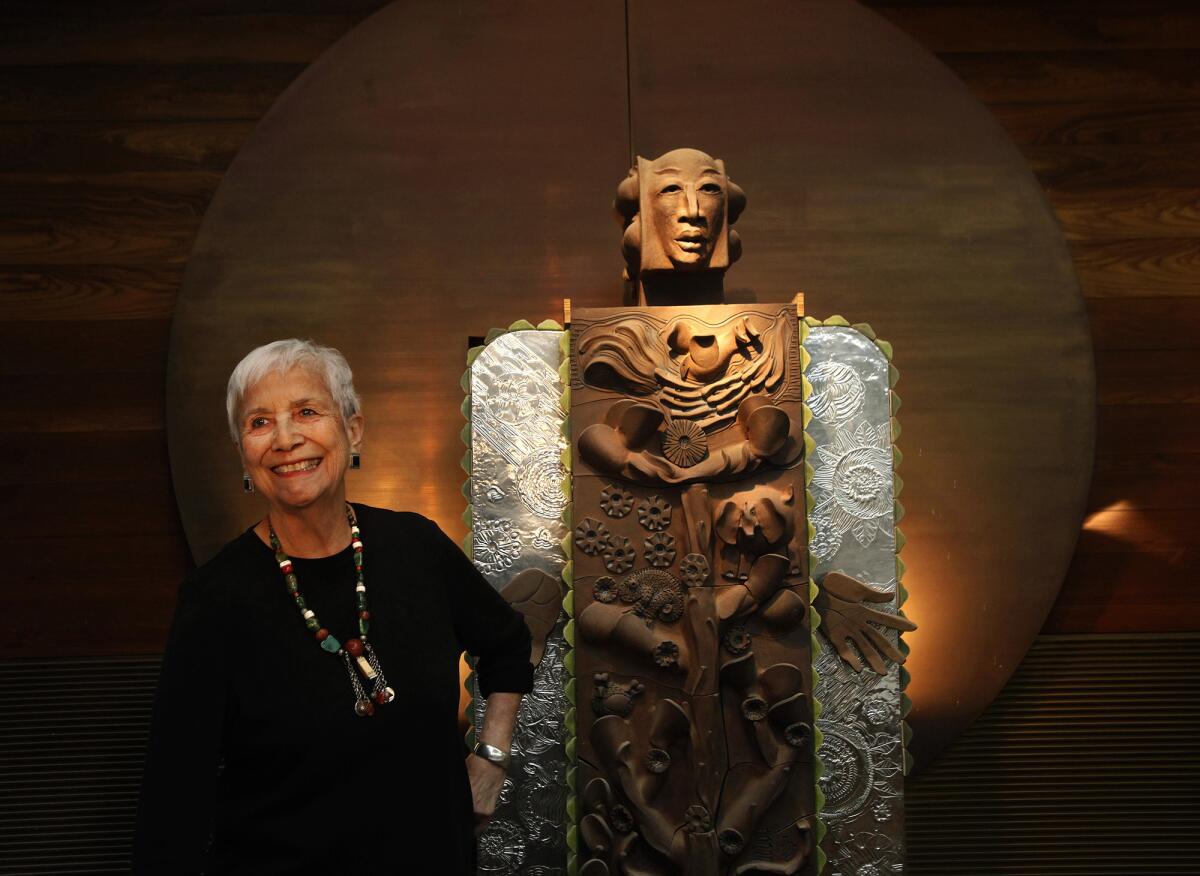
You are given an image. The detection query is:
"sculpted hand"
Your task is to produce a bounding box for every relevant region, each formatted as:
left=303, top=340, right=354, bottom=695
left=814, top=571, right=917, bottom=674
left=466, top=753, right=507, bottom=835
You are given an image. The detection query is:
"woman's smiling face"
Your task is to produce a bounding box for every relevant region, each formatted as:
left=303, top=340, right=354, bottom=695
left=237, top=366, right=363, bottom=515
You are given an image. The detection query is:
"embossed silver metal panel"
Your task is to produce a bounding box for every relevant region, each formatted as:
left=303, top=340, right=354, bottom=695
left=806, top=326, right=906, bottom=876
left=470, top=330, right=569, bottom=876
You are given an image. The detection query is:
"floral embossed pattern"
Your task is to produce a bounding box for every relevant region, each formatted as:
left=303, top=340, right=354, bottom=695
left=643, top=532, right=677, bottom=568
left=636, top=495, right=672, bottom=532
left=574, top=517, right=611, bottom=556
left=602, top=535, right=636, bottom=574
left=811, top=421, right=893, bottom=557
left=593, top=575, right=619, bottom=604
left=473, top=517, right=521, bottom=574
left=805, top=326, right=905, bottom=876
left=679, top=553, right=711, bottom=586
left=599, top=484, right=635, bottom=518
left=661, top=419, right=709, bottom=467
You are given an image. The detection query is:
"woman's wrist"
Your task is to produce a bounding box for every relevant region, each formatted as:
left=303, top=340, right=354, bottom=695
left=470, top=740, right=511, bottom=770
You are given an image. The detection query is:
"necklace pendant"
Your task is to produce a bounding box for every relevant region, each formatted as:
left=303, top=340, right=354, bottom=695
left=373, top=686, right=396, bottom=705
left=354, top=698, right=376, bottom=717
left=354, top=654, right=378, bottom=681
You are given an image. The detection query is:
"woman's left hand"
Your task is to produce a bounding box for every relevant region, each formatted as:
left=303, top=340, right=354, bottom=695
left=466, top=753, right=508, bottom=833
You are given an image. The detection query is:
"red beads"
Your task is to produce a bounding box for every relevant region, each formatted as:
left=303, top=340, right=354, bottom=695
left=373, top=690, right=389, bottom=705
left=360, top=611, right=371, bottom=621
left=315, top=628, right=329, bottom=641
left=345, top=638, right=363, bottom=657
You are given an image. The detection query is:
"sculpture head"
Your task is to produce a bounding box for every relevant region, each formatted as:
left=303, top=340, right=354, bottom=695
left=615, top=148, right=746, bottom=280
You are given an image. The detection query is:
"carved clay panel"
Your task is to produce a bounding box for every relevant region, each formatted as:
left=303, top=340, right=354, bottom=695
left=805, top=325, right=906, bottom=876
left=469, top=329, right=570, bottom=876
left=571, top=303, right=817, bottom=876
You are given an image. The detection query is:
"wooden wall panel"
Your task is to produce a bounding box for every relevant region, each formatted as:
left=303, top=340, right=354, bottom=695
left=0, top=1, right=1193, bottom=645
left=0, top=0, right=1194, bottom=871
left=0, top=3, right=394, bottom=659
left=866, top=0, right=1200, bottom=636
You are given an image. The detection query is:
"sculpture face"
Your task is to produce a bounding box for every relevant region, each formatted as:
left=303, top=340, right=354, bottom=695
left=639, top=149, right=729, bottom=272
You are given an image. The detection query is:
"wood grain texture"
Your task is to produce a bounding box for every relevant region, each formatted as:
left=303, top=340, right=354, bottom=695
left=0, top=14, right=360, bottom=65
left=0, top=64, right=306, bottom=123
left=0, top=122, right=252, bottom=173
left=0, top=265, right=182, bottom=320
left=0, top=373, right=166, bottom=433
left=0, top=173, right=217, bottom=264
left=1049, top=187, right=1200, bottom=240
left=942, top=50, right=1200, bottom=104
left=0, top=319, right=170, bottom=374
left=1071, top=238, right=1200, bottom=297
left=1088, top=451, right=1200, bottom=510
left=1098, top=403, right=1200, bottom=455
left=989, top=100, right=1200, bottom=145
left=1051, top=549, right=1200, bottom=632
left=870, top=2, right=1200, bottom=53
left=1086, top=297, right=1200, bottom=350
left=0, top=535, right=192, bottom=656
left=0, top=1, right=1188, bottom=681
left=1095, top=349, right=1200, bottom=404
left=1023, top=144, right=1200, bottom=191
left=0, top=430, right=171, bottom=485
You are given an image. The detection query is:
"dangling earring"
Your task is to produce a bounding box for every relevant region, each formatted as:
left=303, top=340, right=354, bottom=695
left=350, top=452, right=361, bottom=470
left=242, top=473, right=254, bottom=493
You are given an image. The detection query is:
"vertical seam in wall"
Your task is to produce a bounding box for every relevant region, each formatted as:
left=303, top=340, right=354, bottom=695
left=624, top=0, right=634, bottom=163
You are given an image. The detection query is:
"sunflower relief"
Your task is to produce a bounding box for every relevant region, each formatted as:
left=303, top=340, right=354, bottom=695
left=804, top=324, right=909, bottom=876
left=811, top=421, right=894, bottom=558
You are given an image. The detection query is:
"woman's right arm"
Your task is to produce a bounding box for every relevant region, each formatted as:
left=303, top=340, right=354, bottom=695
left=132, top=572, right=231, bottom=874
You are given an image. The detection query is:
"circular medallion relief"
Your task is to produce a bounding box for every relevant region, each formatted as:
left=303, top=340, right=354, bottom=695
left=168, top=0, right=1092, bottom=767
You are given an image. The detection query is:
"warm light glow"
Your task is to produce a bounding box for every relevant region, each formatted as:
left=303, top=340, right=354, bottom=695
left=457, top=653, right=472, bottom=734
left=1081, top=500, right=1134, bottom=536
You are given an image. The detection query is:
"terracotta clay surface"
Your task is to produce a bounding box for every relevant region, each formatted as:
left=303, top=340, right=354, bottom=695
left=500, top=568, right=564, bottom=668
left=572, top=302, right=816, bottom=876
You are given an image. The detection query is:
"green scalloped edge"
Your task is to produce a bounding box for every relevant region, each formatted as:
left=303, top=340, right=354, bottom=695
left=798, top=317, right=827, bottom=874
left=458, top=318, right=570, bottom=765
left=557, top=327, right=580, bottom=876
left=803, top=315, right=913, bottom=871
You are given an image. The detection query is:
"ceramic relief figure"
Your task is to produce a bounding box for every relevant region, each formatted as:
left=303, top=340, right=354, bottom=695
left=571, top=150, right=818, bottom=876
left=566, top=149, right=915, bottom=876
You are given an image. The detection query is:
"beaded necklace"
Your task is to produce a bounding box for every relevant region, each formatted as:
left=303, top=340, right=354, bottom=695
left=270, top=504, right=395, bottom=717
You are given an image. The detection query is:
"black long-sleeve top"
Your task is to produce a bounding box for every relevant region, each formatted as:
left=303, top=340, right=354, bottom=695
left=133, top=505, right=533, bottom=875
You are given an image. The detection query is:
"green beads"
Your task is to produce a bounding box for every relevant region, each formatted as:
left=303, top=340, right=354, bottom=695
left=272, top=505, right=369, bottom=666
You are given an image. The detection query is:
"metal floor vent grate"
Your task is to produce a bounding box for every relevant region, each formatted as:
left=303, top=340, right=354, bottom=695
left=0, top=637, right=1197, bottom=873
left=0, top=657, right=160, bottom=875
left=907, top=633, right=1200, bottom=874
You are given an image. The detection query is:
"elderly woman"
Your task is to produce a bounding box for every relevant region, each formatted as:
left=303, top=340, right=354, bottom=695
left=134, top=339, right=531, bottom=874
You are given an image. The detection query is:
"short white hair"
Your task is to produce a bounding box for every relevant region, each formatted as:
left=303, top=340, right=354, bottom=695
left=226, top=339, right=361, bottom=443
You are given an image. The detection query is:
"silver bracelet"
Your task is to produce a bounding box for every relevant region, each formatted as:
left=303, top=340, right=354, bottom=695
left=471, top=741, right=511, bottom=770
